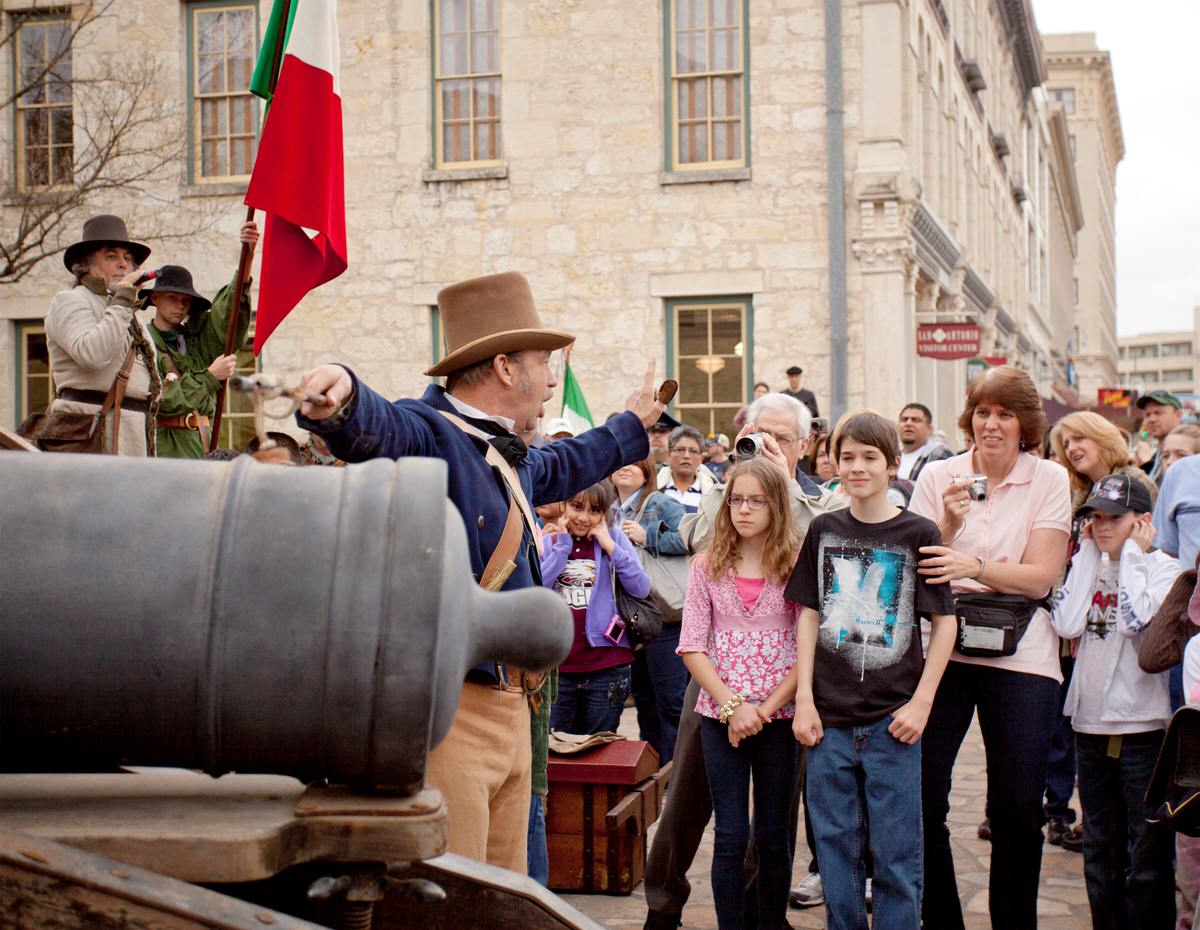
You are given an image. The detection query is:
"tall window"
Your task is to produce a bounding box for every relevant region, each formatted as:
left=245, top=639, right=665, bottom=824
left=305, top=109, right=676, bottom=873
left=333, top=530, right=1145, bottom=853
left=191, top=3, right=257, bottom=180
left=14, top=322, right=54, bottom=426
left=434, top=0, right=501, bottom=167
left=668, top=0, right=747, bottom=169
left=15, top=14, right=73, bottom=190
left=668, top=297, right=751, bottom=438
left=216, top=324, right=260, bottom=450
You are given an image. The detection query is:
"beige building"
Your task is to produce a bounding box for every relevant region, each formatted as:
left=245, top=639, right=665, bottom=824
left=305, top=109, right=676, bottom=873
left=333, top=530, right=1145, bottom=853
left=1118, top=307, right=1200, bottom=409
left=1044, top=32, right=1124, bottom=405
left=3, top=0, right=1102, bottom=444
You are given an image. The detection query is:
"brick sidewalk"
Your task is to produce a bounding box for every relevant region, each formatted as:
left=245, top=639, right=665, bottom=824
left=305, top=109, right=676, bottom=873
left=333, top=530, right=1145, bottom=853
left=560, top=709, right=1091, bottom=929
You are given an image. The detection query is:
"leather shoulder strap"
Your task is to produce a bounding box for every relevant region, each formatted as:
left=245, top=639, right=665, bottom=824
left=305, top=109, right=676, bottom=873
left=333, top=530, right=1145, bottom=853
left=438, top=410, right=539, bottom=539
left=102, top=339, right=138, bottom=456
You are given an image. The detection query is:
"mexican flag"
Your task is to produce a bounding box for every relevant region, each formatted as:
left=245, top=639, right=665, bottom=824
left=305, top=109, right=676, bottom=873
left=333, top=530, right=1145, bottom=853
left=561, top=363, right=594, bottom=435
left=245, top=0, right=347, bottom=354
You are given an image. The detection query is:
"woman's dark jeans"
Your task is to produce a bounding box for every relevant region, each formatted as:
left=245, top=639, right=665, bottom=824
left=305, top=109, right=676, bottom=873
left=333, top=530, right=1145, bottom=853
left=631, top=622, right=688, bottom=765
left=550, top=665, right=631, bottom=736
left=700, top=716, right=797, bottom=930
left=1076, top=730, right=1175, bottom=930
left=921, top=661, right=1059, bottom=930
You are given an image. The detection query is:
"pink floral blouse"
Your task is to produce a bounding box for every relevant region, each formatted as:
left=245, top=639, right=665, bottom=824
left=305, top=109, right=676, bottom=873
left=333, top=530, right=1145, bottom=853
left=676, top=556, right=798, bottom=720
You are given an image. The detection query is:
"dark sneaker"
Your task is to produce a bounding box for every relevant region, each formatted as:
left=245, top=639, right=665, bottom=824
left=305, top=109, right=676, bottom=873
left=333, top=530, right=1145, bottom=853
left=643, top=911, right=682, bottom=930
left=1046, top=816, right=1069, bottom=846
left=789, top=872, right=824, bottom=908
left=1060, top=823, right=1084, bottom=853
left=977, top=818, right=992, bottom=841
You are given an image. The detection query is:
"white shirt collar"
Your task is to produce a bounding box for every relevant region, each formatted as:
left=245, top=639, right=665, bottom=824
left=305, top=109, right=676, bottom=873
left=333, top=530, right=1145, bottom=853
left=444, top=392, right=517, bottom=434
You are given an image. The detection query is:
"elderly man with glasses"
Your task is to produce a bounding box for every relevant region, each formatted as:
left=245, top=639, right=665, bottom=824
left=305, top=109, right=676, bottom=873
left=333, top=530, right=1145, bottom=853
left=656, top=424, right=717, bottom=513
left=643, top=392, right=848, bottom=930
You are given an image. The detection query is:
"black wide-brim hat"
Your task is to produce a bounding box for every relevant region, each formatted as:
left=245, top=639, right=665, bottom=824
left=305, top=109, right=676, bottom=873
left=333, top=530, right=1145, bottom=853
left=139, top=265, right=211, bottom=315
left=63, top=214, right=151, bottom=271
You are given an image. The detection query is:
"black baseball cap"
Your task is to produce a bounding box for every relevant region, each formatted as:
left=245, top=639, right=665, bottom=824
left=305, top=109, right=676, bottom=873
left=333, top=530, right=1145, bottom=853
left=1135, top=390, right=1182, bottom=410
left=786, top=366, right=804, bottom=376
left=1078, top=473, right=1154, bottom=517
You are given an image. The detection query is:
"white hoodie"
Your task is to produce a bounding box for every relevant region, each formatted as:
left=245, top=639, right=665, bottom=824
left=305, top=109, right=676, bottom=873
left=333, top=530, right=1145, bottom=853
left=1052, top=539, right=1181, bottom=733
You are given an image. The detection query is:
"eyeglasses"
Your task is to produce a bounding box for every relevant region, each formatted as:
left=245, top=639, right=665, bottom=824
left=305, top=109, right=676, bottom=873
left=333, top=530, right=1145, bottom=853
left=756, top=430, right=797, bottom=448
left=727, top=495, right=768, bottom=511
left=671, top=446, right=702, bottom=457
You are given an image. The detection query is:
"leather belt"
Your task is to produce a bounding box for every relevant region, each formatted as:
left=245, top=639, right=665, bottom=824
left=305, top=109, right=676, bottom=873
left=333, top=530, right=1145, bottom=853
left=465, top=663, right=547, bottom=697
left=58, top=388, right=149, bottom=414
left=157, top=413, right=210, bottom=430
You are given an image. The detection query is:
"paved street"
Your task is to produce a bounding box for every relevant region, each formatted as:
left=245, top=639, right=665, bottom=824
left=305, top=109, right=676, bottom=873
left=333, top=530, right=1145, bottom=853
left=561, top=709, right=1091, bottom=929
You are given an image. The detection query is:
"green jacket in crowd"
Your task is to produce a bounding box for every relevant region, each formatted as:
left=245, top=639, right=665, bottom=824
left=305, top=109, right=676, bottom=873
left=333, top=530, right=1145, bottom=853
left=149, top=276, right=251, bottom=459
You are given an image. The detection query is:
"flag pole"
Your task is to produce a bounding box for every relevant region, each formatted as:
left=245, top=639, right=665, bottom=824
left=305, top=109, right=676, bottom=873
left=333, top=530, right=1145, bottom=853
left=209, top=0, right=294, bottom=452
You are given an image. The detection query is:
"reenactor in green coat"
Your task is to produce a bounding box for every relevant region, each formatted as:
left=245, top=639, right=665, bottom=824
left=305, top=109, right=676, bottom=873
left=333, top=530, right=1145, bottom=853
left=142, top=222, right=258, bottom=458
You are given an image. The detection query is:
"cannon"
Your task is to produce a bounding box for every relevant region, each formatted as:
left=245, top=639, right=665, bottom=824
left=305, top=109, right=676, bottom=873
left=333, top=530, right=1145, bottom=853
left=0, top=454, right=568, bottom=794
left=0, top=454, right=604, bottom=930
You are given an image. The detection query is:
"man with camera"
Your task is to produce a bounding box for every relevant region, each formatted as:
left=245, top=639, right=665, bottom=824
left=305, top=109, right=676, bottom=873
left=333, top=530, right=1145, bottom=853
left=644, top=392, right=846, bottom=930
left=296, top=271, right=664, bottom=874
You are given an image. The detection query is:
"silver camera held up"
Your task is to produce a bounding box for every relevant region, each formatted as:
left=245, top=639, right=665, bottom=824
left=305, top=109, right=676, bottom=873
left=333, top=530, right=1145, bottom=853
left=736, top=432, right=766, bottom=458
left=965, top=474, right=989, bottom=502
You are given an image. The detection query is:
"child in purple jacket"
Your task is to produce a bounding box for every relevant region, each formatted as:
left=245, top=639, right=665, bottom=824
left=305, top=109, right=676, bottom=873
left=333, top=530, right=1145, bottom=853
left=542, top=481, right=651, bottom=735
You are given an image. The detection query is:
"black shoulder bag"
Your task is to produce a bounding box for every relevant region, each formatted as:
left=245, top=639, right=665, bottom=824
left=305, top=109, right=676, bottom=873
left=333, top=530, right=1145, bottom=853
left=611, top=561, right=664, bottom=651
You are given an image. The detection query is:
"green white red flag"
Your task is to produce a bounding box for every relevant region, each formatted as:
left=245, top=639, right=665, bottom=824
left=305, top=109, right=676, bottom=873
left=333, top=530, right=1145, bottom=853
left=245, top=0, right=346, bottom=354
left=561, top=363, right=594, bottom=435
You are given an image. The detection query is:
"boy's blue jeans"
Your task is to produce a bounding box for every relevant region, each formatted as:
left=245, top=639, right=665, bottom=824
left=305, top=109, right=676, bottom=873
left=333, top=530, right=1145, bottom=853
left=1075, top=730, right=1175, bottom=930
left=807, top=716, right=922, bottom=930
left=699, top=716, right=797, bottom=930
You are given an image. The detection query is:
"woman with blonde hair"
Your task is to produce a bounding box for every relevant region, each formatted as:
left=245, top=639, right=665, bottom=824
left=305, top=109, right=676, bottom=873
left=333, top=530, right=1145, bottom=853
left=1052, top=411, right=1156, bottom=519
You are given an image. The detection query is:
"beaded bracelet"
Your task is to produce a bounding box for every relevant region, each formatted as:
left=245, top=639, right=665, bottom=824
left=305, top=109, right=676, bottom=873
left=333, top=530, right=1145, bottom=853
left=718, top=694, right=746, bottom=725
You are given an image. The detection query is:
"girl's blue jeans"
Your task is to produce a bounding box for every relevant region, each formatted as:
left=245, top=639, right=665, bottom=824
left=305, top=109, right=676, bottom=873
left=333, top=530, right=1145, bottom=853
left=699, top=716, right=797, bottom=930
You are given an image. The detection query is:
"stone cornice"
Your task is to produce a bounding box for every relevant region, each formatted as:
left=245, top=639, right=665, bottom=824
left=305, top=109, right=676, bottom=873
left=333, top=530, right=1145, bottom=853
left=994, top=0, right=1047, bottom=97
left=963, top=267, right=995, bottom=315
left=850, top=237, right=916, bottom=274
left=911, top=204, right=961, bottom=280
left=1044, top=46, right=1125, bottom=165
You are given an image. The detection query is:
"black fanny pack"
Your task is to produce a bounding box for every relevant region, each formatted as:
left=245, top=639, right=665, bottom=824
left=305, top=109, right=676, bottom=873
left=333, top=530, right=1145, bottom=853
left=954, top=592, right=1050, bottom=658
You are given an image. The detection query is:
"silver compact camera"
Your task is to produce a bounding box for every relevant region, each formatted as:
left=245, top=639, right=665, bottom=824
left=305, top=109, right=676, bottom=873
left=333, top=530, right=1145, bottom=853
left=736, top=432, right=766, bottom=458
left=964, top=474, right=989, bottom=502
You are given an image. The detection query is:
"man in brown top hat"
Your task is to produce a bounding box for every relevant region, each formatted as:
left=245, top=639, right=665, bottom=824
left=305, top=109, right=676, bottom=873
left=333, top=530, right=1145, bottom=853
left=296, top=271, right=665, bottom=873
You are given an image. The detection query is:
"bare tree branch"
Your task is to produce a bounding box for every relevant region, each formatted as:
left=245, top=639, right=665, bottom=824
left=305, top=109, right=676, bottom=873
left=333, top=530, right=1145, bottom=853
left=2, top=38, right=224, bottom=282
left=0, top=0, right=112, bottom=112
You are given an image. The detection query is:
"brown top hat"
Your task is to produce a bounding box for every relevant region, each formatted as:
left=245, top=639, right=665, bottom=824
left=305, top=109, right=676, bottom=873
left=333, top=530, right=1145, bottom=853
left=63, top=215, right=151, bottom=271
left=426, top=272, right=574, bottom=377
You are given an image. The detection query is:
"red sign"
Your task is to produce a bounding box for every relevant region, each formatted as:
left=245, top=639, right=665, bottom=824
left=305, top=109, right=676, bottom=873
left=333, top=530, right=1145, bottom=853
left=1098, top=388, right=1136, bottom=409
left=916, top=323, right=982, bottom=360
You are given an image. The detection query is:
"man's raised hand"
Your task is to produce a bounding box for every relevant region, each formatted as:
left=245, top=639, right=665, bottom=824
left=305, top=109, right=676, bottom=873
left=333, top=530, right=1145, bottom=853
left=624, top=359, right=666, bottom=429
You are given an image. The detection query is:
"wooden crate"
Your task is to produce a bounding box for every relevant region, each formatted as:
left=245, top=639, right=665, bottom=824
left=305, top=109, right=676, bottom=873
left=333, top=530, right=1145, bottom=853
left=546, top=741, right=671, bottom=894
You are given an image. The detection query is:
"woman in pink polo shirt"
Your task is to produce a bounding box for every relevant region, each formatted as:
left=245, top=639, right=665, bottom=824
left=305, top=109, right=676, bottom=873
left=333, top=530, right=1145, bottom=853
left=910, top=367, right=1071, bottom=930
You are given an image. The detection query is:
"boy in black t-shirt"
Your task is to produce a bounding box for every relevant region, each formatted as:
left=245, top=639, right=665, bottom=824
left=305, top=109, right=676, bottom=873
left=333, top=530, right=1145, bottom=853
left=787, top=411, right=956, bottom=930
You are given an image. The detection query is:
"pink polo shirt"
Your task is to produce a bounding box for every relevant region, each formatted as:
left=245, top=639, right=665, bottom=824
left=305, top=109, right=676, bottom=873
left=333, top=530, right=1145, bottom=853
left=910, top=451, right=1071, bottom=682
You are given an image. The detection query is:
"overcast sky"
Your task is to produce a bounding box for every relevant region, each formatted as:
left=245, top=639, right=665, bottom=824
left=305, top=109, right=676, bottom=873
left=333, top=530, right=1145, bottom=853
left=1032, top=0, right=1200, bottom=336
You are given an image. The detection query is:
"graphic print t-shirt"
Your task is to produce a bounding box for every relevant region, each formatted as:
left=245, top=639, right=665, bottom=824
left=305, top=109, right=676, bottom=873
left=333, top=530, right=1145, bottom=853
left=786, top=508, right=955, bottom=727
left=558, top=537, right=631, bottom=673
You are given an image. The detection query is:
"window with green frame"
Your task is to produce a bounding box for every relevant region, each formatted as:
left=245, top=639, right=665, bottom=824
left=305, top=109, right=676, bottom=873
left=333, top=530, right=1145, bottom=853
left=14, top=321, right=54, bottom=427
left=189, top=1, right=258, bottom=181
left=215, top=325, right=260, bottom=450
left=666, top=297, right=752, bottom=439
left=665, top=0, right=749, bottom=170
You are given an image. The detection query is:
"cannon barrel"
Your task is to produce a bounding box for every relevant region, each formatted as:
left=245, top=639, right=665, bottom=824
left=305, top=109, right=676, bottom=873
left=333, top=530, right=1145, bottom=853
left=0, top=455, right=571, bottom=795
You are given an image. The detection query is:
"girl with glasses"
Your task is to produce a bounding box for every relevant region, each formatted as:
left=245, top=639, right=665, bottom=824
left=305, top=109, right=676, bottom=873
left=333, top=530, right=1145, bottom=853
left=676, top=458, right=801, bottom=930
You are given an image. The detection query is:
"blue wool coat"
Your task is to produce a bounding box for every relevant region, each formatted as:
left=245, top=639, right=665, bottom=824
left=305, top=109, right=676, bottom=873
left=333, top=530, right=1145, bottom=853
left=297, top=369, right=651, bottom=596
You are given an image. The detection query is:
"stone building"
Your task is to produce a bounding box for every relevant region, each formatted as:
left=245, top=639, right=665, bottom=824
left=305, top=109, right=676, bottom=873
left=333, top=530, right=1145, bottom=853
left=1044, top=32, right=1124, bottom=405
left=3, top=0, right=1103, bottom=444
left=1118, top=306, right=1200, bottom=414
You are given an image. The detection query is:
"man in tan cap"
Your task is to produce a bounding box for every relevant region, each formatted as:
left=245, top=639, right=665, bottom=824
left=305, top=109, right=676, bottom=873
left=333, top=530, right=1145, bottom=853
left=297, top=271, right=664, bottom=873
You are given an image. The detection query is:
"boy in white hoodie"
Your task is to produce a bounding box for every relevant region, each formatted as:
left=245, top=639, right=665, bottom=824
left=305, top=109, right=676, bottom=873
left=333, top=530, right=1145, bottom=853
left=1052, top=472, right=1181, bottom=930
